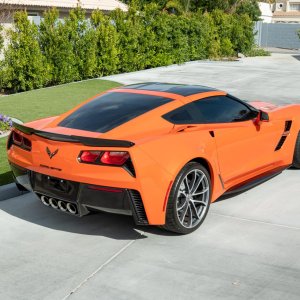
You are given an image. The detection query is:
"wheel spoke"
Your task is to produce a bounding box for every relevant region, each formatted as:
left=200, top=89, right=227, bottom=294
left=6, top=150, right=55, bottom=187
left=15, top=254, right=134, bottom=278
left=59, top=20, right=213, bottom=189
left=184, top=177, right=190, bottom=193
left=191, top=199, right=207, bottom=206
left=178, top=189, right=187, bottom=197
left=191, top=174, right=204, bottom=194
left=177, top=199, right=188, bottom=211
left=190, top=201, right=200, bottom=219
left=192, top=187, right=209, bottom=196
left=189, top=170, right=197, bottom=194
left=180, top=201, right=189, bottom=223
left=187, top=205, right=193, bottom=228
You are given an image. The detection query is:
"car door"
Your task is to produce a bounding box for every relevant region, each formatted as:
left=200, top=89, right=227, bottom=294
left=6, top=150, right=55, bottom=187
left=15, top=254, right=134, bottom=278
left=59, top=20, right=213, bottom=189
left=188, top=95, right=284, bottom=188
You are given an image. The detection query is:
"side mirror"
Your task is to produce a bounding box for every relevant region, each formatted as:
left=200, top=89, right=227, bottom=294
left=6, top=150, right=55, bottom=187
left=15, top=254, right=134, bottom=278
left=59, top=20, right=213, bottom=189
left=253, top=110, right=269, bottom=126
left=260, top=111, right=269, bottom=122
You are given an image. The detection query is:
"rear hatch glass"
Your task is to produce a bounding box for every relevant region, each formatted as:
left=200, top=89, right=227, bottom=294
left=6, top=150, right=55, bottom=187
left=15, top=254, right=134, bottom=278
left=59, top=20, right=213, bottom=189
left=59, top=92, right=172, bottom=133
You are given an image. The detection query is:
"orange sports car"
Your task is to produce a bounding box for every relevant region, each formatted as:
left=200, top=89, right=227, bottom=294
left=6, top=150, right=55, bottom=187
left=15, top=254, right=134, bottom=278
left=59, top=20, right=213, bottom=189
left=7, top=83, right=300, bottom=234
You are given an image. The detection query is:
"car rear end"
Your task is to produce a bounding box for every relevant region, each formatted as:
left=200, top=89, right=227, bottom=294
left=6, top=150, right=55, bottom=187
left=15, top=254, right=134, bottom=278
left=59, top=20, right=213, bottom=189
left=7, top=90, right=179, bottom=225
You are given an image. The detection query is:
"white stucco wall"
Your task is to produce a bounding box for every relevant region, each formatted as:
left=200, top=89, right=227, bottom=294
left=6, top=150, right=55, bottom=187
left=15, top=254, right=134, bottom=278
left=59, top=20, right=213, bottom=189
left=259, top=2, right=274, bottom=23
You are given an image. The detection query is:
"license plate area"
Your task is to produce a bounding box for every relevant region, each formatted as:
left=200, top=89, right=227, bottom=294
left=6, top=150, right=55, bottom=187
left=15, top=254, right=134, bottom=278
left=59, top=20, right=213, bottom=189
left=32, top=172, right=79, bottom=202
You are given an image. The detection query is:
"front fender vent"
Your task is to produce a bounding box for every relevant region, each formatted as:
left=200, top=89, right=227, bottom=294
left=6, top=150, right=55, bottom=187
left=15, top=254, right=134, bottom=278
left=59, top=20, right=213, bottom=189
left=285, top=120, right=292, bottom=132
left=275, top=120, right=292, bottom=151
left=275, top=136, right=287, bottom=151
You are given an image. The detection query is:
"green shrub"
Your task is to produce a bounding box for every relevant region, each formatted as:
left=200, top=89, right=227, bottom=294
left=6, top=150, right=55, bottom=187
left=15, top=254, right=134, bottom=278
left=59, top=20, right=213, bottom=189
left=202, top=12, right=221, bottom=59
left=188, top=12, right=210, bottom=61
left=143, top=5, right=173, bottom=67
left=0, top=25, right=3, bottom=53
left=244, top=47, right=271, bottom=57
left=111, top=6, right=145, bottom=72
left=231, top=13, right=254, bottom=54
left=39, top=8, right=78, bottom=85
left=1, top=11, right=48, bottom=92
left=91, top=10, right=119, bottom=76
left=1, top=7, right=256, bottom=93
left=65, top=8, right=97, bottom=80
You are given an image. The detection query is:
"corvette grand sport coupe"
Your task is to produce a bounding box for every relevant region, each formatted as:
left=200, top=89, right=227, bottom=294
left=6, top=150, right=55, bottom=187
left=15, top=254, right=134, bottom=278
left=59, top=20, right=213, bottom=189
left=7, top=83, right=300, bottom=234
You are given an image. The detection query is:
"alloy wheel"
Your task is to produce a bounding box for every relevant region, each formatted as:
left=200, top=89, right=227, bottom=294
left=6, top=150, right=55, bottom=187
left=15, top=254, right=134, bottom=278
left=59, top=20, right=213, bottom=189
left=176, top=169, right=210, bottom=229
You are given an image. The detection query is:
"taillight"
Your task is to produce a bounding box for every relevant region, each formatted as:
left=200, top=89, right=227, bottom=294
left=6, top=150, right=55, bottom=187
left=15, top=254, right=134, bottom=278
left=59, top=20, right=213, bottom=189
left=12, top=131, right=32, bottom=151
left=79, top=151, right=101, bottom=163
left=13, top=131, right=22, bottom=145
left=78, top=151, right=129, bottom=166
left=23, top=137, right=32, bottom=151
left=100, top=151, right=130, bottom=166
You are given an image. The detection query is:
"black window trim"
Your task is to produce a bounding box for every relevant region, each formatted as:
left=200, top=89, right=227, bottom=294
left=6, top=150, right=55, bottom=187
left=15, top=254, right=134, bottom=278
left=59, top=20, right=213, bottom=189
left=226, top=94, right=259, bottom=114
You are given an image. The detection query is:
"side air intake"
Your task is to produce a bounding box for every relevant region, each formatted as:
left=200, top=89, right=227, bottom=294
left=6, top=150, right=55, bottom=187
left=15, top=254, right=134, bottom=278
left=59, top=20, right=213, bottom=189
left=275, top=120, right=292, bottom=151
left=285, top=120, right=292, bottom=132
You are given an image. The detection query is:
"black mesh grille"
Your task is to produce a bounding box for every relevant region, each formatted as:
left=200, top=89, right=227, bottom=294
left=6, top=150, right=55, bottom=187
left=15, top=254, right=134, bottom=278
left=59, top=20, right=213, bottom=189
left=128, top=190, right=148, bottom=225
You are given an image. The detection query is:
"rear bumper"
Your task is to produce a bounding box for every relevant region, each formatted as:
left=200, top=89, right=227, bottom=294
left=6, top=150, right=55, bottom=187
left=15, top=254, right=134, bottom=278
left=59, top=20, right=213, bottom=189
left=10, top=162, right=148, bottom=225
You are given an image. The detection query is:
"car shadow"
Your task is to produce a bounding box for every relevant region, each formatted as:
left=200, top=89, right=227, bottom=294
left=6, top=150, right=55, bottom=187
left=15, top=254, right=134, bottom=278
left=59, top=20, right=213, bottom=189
left=0, top=191, right=178, bottom=239
left=292, top=55, right=300, bottom=62
left=215, top=169, right=285, bottom=202
left=0, top=171, right=13, bottom=186
left=0, top=192, right=147, bottom=240
left=4, top=167, right=292, bottom=237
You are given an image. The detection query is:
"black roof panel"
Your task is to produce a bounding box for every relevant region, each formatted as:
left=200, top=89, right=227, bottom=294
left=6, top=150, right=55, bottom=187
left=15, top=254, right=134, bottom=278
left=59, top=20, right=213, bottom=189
left=123, top=82, right=217, bottom=96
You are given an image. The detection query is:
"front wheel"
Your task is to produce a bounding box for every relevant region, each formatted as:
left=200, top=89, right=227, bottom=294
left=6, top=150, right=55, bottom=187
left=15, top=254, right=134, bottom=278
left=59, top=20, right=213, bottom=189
left=292, top=131, right=300, bottom=168
left=163, top=162, right=211, bottom=234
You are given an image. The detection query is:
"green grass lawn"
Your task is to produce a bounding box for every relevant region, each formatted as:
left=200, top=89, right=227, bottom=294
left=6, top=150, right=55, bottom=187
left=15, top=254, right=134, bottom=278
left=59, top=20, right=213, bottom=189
left=0, top=79, right=121, bottom=186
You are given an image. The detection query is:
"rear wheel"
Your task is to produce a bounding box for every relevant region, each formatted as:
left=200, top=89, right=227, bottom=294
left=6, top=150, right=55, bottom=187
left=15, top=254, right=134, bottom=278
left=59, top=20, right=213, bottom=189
left=292, top=131, right=300, bottom=168
left=163, top=162, right=211, bottom=234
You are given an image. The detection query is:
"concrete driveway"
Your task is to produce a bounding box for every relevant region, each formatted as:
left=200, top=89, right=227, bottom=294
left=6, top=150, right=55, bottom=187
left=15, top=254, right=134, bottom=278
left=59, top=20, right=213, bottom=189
left=1, top=53, right=300, bottom=300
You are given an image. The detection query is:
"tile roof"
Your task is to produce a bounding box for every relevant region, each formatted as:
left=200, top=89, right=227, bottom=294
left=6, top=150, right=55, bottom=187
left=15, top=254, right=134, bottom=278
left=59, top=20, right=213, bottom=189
left=273, top=11, right=300, bottom=16
left=0, top=0, right=128, bottom=11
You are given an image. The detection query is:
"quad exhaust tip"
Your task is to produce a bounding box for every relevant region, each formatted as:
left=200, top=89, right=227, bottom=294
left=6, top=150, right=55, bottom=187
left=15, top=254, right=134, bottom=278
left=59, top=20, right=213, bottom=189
left=40, top=195, right=77, bottom=215
left=58, top=201, right=67, bottom=212
left=41, top=195, right=50, bottom=206
left=49, top=198, right=59, bottom=209
left=67, top=203, right=77, bottom=215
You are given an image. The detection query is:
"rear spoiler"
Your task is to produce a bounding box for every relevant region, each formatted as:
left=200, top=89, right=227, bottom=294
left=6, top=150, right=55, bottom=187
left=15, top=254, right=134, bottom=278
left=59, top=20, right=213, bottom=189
left=13, top=122, right=135, bottom=148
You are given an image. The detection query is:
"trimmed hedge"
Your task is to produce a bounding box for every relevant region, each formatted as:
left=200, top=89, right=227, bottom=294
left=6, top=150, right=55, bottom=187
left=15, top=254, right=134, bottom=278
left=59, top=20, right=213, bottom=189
left=0, top=25, right=3, bottom=52
left=0, top=6, right=255, bottom=93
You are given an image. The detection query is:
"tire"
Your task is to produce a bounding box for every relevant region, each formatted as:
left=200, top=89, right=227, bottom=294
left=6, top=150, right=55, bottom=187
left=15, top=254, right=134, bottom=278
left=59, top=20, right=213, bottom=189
left=292, top=131, right=300, bottom=169
left=163, top=162, right=211, bottom=234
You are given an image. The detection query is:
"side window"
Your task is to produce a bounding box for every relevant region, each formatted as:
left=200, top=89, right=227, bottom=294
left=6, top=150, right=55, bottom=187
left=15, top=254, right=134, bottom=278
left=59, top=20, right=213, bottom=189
left=192, top=96, right=253, bottom=123
left=163, top=107, right=194, bottom=124
left=163, top=96, right=256, bottom=124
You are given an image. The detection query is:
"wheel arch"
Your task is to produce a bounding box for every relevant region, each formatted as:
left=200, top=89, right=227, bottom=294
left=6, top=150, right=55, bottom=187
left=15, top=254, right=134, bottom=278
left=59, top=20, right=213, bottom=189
left=187, top=157, right=212, bottom=178
left=177, top=156, right=223, bottom=202
left=186, top=157, right=216, bottom=195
